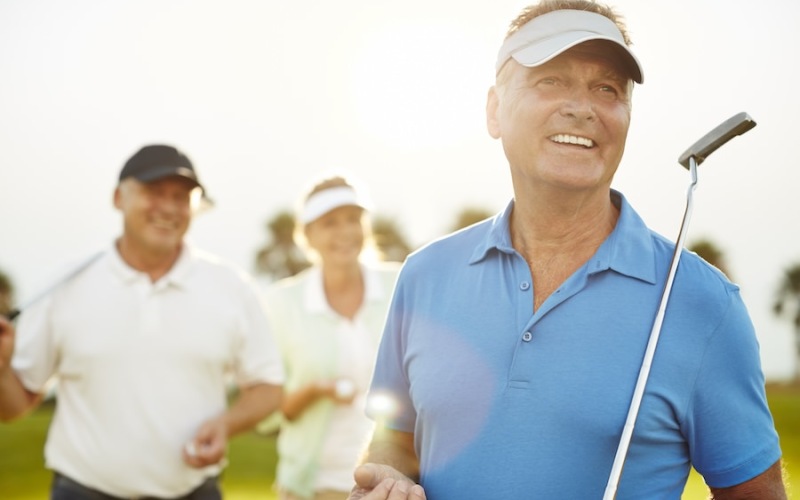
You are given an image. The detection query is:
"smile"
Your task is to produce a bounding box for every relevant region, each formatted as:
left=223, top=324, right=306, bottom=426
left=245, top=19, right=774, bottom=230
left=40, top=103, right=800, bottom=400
left=151, top=217, right=177, bottom=230
left=549, top=134, right=594, bottom=148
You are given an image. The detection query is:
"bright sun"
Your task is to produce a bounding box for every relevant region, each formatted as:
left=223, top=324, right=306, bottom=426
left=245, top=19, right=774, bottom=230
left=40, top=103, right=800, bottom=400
left=349, top=20, right=493, bottom=151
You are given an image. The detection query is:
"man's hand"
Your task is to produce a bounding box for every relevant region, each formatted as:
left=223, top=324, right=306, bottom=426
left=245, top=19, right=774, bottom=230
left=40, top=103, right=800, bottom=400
left=183, top=417, right=227, bottom=468
left=0, top=316, right=15, bottom=372
left=0, top=316, right=43, bottom=422
left=349, top=463, right=426, bottom=500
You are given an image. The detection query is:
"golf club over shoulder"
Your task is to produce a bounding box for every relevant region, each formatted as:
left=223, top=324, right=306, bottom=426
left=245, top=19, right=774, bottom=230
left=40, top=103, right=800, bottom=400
left=3, top=251, right=105, bottom=323
left=678, top=112, right=756, bottom=169
left=605, top=110, right=761, bottom=499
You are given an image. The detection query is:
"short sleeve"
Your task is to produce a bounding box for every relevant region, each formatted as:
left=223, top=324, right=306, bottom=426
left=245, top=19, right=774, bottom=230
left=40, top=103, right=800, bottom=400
left=684, top=289, right=782, bottom=488
left=11, top=295, right=58, bottom=393
left=231, top=278, right=284, bottom=387
left=366, top=271, right=416, bottom=432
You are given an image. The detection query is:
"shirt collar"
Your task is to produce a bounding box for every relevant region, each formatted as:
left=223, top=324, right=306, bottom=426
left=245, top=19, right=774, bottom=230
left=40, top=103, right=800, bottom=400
left=589, top=191, right=657, bottom=284
left=108, top=240, right=194, bottom=288
left=469, top=190, right=656, bottom=284
left=303, top=263, right=385, bottom=314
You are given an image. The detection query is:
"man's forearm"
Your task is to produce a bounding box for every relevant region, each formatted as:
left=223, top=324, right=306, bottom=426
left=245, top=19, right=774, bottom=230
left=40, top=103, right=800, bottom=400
left=222, top=383, right=283, bottom=437
left=362, top=428, right=420, bottom=482
left=0, top=368, right=41, bottom=422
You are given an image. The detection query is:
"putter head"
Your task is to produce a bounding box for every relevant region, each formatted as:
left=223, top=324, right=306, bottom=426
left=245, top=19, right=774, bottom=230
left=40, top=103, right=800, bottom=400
left=678, top=112, right=756, bottom=169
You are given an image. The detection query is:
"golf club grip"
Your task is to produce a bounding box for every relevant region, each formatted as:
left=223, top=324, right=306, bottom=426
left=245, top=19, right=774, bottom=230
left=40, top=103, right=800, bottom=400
left=678, top=112, right=756, bottom=169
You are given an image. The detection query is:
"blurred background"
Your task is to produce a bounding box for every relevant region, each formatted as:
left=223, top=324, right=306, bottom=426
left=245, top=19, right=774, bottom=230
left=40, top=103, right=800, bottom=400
left=0, top=0, right=798, bottom=384
left=2, top=2, right=800, bottom=499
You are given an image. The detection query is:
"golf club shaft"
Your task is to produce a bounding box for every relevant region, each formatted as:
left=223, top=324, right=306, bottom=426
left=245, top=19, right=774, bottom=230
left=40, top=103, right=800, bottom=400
left=603, top=158, right=698, bottom=499
left=5, top=250, right=105, bottom=321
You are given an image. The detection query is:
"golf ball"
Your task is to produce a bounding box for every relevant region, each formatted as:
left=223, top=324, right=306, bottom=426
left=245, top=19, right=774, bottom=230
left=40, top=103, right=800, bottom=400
left=335, top=379, right=355, bottom=399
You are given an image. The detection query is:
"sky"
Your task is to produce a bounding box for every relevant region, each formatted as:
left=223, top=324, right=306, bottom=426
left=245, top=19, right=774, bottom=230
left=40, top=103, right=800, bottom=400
left=1, top=0, right=798, bottom=380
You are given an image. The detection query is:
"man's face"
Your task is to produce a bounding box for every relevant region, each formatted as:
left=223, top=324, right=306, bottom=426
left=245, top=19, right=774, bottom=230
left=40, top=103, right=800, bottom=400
left=114, top=176, right=197, bottom=256
left=487, top=40, right=633, bottom=195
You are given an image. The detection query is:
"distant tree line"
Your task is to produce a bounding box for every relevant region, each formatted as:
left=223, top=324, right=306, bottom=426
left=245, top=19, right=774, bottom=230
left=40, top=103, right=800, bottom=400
left=252, top=210, right=800, bottom=382
left=2, top=209, right=797, bottom=381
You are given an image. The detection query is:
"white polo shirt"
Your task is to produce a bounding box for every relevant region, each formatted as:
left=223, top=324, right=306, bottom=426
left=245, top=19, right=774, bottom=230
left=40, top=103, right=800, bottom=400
left=12, top=242, right=284, bottom=498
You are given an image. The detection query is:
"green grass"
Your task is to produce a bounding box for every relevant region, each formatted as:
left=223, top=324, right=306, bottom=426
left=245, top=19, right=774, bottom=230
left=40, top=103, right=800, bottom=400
left=0, top=399, right=279, bottom=500
left=1, top=384, right=798, bottom=499
left=682, top=382, right=800, bottom=499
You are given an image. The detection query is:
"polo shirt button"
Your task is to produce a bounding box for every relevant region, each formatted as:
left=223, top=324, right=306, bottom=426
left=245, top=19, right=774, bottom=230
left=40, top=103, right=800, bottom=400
left=522, top=331, right=532, bottom=342
left=520, top=281, right=530, bottom=291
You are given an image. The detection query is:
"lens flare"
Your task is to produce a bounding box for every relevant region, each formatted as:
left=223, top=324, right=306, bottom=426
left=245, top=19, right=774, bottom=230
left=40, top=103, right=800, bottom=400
left=366, top=391, right=399, bottom=420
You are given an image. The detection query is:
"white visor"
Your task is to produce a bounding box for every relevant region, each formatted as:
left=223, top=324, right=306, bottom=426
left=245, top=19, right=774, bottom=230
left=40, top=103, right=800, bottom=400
left=300, top=186, right=369, bottom=224
left=495, top=9, right=643, bottom=83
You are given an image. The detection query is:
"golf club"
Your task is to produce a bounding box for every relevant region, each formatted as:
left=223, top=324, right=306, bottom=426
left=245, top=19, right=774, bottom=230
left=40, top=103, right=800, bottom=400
left=602, top=112, right=757, bottom=499
left=5, top=250, right=105, bottom=321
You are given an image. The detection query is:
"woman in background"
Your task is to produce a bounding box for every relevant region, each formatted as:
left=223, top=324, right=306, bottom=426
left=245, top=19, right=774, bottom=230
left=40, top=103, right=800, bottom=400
left=264, top=175, right=400, bottom=500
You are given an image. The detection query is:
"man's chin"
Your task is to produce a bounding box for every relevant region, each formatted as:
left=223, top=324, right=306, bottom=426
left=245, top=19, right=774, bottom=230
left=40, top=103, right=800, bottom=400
left=143, top=235, right=183, bottom=254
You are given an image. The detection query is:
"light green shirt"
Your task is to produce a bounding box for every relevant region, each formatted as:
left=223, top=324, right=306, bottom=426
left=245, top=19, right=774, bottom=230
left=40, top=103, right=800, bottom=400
left=263, top=262, right=399, bottom=498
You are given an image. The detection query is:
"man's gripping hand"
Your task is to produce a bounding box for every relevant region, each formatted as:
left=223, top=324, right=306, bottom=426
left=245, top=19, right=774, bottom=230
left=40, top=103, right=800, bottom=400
left=0, top=316, right=15, bottom=372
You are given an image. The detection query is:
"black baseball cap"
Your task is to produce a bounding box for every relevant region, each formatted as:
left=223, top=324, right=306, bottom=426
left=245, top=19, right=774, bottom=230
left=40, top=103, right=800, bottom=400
left=119, top=144, right=205, bottom=192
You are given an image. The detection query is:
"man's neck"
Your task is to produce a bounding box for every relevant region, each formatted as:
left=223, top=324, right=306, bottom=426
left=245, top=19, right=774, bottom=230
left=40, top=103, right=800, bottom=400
left=115, top=237, right=183, bottom=283
left=510, top=188, right=618, bottom=256
left=510, top=189, right=619, bottom=311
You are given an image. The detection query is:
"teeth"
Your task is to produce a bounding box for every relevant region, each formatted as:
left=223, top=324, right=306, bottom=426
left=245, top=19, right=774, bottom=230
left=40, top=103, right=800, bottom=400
left=551, top=134, right=594, bottom=148
left=152, top=219, right=174, bottom=229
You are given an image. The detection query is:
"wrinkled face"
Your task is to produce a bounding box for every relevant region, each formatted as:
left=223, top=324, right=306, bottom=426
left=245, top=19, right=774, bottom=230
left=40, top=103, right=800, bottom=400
left=304, top=205, right=365, bottom=267
left=114, top=176, right=198, bottom=256
left=487, top=41, right=633, bottom=195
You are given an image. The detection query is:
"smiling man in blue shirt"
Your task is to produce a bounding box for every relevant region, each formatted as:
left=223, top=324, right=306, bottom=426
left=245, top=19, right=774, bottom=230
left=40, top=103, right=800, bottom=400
left=346, top=1, right=786, bottom=499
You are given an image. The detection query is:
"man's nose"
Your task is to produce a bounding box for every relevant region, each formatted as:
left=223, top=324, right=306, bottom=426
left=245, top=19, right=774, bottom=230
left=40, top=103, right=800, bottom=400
left=559, top=88, right=597, bottom=121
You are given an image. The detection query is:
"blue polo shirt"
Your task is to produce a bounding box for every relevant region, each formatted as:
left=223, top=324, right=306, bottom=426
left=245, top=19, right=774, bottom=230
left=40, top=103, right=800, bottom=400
left=368, top=191, right=780, bottom=499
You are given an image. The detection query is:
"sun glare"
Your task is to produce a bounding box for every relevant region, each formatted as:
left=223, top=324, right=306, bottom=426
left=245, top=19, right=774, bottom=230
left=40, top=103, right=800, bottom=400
left=365, top=390, right=399, bottom=420
left=350, top=21, right=491, bottom=151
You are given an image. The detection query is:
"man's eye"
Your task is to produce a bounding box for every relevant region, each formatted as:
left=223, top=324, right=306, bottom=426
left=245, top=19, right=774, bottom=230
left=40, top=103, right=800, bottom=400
left=597, top=84, right=622, bottom=100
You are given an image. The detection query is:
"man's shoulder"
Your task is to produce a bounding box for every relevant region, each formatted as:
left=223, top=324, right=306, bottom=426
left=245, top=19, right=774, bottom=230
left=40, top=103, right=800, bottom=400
left=679, top=249, right=739, bottom=296
left=403, top=220, right=494, bottom=274
left=262, top=266, right=314, bottom=305
left=185, top=246, right=256, bottom=287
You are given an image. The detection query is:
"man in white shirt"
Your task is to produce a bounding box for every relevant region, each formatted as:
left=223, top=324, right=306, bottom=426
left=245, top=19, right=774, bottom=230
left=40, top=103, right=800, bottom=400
left=0, top=144, right=284, bottom=499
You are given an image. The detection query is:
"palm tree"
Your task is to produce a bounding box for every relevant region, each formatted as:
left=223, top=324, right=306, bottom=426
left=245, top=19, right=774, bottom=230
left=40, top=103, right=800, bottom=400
left=688, top=238, right=732, bottom=280
left=371, top=216, right=414, bottom=263
left=254, top=210, right=311, bottom=282
left=450, top=207, right=495, bottom=232
left=773, top=263, right=800, bottom=381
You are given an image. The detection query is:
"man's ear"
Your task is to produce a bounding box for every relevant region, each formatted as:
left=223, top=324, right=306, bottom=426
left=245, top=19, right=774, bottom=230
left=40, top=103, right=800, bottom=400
left=113, top=185, right=122, bottom=210
left=486, top=86, right=501, bottom=139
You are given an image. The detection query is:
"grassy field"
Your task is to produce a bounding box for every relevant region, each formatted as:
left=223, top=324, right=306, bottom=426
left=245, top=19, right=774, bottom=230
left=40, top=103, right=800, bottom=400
left=0, top=399, right=280, bottom=500
left=1, top=383, right=797, bottom=499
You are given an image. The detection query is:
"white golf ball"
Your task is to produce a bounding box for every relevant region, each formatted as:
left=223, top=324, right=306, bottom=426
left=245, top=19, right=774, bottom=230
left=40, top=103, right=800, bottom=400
left=335, top=379, right=355, bottom=399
